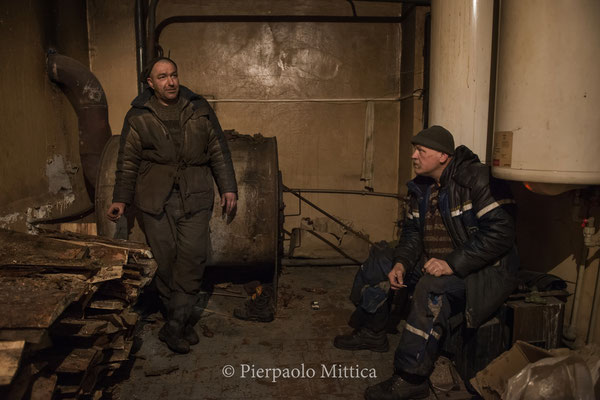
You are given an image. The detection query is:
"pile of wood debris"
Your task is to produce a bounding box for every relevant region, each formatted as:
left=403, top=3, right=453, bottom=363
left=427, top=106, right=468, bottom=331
left=0, top=228, right=157, bottom=399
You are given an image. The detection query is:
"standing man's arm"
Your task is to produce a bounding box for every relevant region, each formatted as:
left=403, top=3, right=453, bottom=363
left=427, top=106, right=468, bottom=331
left=205, top=118, right=238, bottom=215
left=107, top=120, right=143, bottom=220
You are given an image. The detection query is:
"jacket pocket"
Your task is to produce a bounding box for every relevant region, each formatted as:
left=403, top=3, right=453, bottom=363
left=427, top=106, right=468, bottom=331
left=134, top=164, right=176, bottom=214
left=182, top=166, right=214, bottom=194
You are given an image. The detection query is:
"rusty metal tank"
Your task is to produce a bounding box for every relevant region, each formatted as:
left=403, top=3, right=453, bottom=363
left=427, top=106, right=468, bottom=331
left=95, top=132, right=282, bottom=271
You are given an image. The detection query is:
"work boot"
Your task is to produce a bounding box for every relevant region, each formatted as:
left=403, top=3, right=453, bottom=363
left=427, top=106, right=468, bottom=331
left=233, top=284, right=275, bottom=322
left=159, top=305, right=191, bottom=354
left=364, top=374, right=429, bottom=400
left=183, top=305, right=203, bottom=345
left=158, top=320, right=190, bottom=354
left=334, top=327, right=389, bottom=352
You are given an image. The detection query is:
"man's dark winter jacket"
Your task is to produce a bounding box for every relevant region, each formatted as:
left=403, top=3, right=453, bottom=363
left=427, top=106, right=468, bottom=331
left=394, top=145, right=519, bottom=328
left=112, top=86, right=237, bottom=215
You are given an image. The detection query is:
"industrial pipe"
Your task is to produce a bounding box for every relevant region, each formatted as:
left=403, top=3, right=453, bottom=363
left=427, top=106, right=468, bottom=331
left=46, top=51, right=112, bottom=198
left=135, top=0, right=148, bottom=94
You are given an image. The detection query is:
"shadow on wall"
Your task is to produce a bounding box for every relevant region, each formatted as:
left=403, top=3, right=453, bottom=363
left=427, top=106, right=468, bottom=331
left=511, top=182, right=600, bottom=273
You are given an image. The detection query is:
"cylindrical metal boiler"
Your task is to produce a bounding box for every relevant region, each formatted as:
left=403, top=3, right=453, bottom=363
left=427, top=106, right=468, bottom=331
left=96, top=133, right=282, bottom=271
left=429, top=0, right=495, bottom=162
left=492, top=0, right=600, bottom=184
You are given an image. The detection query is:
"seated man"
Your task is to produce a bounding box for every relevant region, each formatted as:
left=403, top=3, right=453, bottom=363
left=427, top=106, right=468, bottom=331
left=334, top=126, right=519, bottom=400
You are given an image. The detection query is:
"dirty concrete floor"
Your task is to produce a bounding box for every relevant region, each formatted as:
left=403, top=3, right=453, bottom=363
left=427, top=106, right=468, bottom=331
left=115, top=266, right=472, bottom=400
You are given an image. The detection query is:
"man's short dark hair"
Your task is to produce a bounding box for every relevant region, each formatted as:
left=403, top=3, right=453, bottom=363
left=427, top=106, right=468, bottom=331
left=140, top=57, right=178, bottom=83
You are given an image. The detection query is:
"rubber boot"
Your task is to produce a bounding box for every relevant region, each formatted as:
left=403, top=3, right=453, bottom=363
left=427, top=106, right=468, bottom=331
left=183, top=305, right=203, bottom=345
left=158, top=307, right=190, bottom=354
left=233, top=284, right=275, bottom=322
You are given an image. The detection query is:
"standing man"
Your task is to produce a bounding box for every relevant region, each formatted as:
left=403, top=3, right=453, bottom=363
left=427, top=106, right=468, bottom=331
left=107, top=57, right=237, bottom=354
left=334, top=126, right=519, bottom=399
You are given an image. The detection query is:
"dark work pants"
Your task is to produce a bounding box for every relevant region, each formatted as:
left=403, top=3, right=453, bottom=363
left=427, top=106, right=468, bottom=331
left=142, top=189, right=211, bottom=320
left=394, top=271, right=466, bottom=377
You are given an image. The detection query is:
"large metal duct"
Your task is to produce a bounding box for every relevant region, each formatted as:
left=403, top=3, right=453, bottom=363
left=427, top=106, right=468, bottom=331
left=47, top=51, right=112, bottom=197
left=492, top=0, right=600, bottom=185
left=428, top=0, right=495, bottom=163
left=96, top=133, right=282, bottom=275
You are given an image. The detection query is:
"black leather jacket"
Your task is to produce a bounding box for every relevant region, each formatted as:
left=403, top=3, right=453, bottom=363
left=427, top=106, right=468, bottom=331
left=394, top=145, right=519, bottom=328
left=112, top=86, right=237, bottom=215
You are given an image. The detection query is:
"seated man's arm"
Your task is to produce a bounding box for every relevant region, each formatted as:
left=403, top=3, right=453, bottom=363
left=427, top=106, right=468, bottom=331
left=392, top=202, right=424, bottom=281
left=445, top=170, right=516, bottom=278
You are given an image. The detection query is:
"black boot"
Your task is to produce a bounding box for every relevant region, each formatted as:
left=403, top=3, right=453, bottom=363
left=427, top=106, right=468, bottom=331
left=233, top=284, right=275, bottom=322
left=334, top=327, right=389, bottom=352
left=183, top=305, right=203, bottom=345
left=158, top=307, right=190, bottom=354
left=364, top=374, right=429, bottom=400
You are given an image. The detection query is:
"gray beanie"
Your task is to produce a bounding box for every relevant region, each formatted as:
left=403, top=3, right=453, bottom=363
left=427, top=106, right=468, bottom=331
left=411, top=125, right=455, bottom=155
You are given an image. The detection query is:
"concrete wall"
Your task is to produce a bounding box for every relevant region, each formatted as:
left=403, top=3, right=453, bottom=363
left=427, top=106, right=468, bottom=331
left=512, top=184, right=600, bottom=346
left=88, top=0, right=403, bottom=242
left=0, top=0, right=92, bottom=232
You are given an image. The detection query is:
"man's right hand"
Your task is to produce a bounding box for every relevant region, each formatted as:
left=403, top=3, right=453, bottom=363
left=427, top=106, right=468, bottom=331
left=388, top=262, right=407, bottom=290
left=106, top=202, right=126, bottom=221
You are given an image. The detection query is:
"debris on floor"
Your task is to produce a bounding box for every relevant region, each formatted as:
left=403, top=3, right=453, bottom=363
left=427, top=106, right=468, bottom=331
left=0, top=228, right=157, bottom=399
left=471, top=340, right=600, bottom=400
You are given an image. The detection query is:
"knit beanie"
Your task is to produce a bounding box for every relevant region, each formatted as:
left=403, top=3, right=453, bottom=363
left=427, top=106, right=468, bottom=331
left=411, top=125, right=455, bottom=155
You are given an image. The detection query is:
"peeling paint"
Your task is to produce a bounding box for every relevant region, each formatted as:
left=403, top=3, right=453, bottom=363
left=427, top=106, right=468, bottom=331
left=83, top=80, right=102, bottom=102
left=46, top=154, right=75, bottom=194
left=0, top=212, right=21, bottom=229
left=25, top=193, right=76, bottom=233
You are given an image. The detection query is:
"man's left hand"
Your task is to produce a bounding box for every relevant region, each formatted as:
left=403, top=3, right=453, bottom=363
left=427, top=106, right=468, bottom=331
left=221, top=192, right=237, bottom=215
left=423, top=258, right=454, bottom=277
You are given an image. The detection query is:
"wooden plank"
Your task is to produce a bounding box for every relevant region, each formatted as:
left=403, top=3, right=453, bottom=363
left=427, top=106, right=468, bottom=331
left=52, top=318, right=122, bottom=337
left=104, top=340, right=133, bottom=363
left=0, top=274, right=88, bottom=329
left=55, top=348, right=100, bottom=374
left=0, top=341, right=25, bottom=386
left=30, top=374, right=58, bottom=400
left=88, top=265, right=123, bottom=284
left=88, top=299, right=126, bottom=311
left=0, top=329, right=48, bottom=345
left=0, top=229, right=90, bottom=267
left=59, top=223, right=97, bottom=236
left=37, top=228, right=152, bottom=256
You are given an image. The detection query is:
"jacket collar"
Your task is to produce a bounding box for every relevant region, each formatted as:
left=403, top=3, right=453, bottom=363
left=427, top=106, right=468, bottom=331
left=407, top=145, right=480, bottom=194
left=439, top=145, right=480, bottom=188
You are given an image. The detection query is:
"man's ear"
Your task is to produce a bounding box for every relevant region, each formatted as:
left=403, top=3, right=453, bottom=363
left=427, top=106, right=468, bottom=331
left=146, top=77, right=154, bottom=89
left=439, top=153, right=449, bottom=164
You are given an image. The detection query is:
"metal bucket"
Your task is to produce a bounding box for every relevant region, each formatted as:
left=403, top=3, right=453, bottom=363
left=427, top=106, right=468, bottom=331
left=95, top=133, right=282, bottom=271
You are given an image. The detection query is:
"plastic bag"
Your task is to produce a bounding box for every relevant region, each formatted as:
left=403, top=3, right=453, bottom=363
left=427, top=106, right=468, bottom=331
left=505, top=355, right=595, bottom=400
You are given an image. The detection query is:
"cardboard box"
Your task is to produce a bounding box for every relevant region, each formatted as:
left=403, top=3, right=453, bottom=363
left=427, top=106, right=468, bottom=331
left=470, top=341, right=553, bottom=399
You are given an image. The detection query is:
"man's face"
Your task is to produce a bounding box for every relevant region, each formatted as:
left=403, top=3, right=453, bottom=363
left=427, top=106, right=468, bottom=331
left=147, top=60, right=179, bottom=105
left=411, top=144, right=447, bottom=178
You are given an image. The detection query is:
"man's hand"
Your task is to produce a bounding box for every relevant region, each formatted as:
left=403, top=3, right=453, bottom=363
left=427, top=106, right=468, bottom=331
left=221, top=192, right=237, bottom=215
left=106, top=202, right=126, bottom=221
left=388, top=262, right=407, bottom=290
left=423, top=258, right=454, bottom=277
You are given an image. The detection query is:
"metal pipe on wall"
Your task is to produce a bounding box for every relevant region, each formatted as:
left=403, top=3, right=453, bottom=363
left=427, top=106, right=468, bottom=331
left=152, top=14, right=408, bottom=57
left=147, top=0, right=159, bottom=60
left=134, top=0, right=148, bottom=95
left=46, top=51, right=112, bottom=198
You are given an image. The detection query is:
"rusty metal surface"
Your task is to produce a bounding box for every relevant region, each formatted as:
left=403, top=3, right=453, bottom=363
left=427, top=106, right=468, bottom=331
left=96, top=133, right=280, bottom=268
left=47, top=52, right=112, bottom=192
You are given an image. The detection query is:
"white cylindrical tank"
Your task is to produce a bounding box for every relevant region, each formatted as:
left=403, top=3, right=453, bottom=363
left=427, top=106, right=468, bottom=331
left=492, top=0, right=600, bottom=184
left=429, top=0, right=495, bottom=162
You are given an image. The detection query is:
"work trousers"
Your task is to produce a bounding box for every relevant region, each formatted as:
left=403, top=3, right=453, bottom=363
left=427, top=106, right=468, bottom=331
left=142, top=189, right=211, bottom=318
left=350, top=244, right=466, bottom=378
left=394, top=271, right=465, bottom=377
